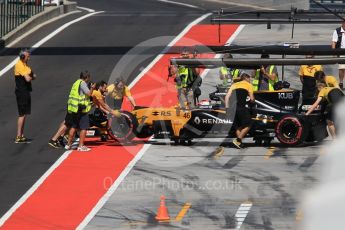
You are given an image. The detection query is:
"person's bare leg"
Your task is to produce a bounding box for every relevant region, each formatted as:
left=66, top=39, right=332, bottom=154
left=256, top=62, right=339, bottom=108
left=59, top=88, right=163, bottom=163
left=67, top=128, right=77, bottom=146
left=17, top=115, right=25, bottom=137
left=79, top=130, right=86, bottom=147
left=327, top=120, right=337, bottom=139
left=236, top=129, right=242, bottom=138
left=51, top=121, right=67, bottom=141
left=238, top=126, right=250, bottom=140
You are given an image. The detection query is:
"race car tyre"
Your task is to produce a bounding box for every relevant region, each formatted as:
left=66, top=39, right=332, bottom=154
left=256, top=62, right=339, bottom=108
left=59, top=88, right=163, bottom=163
left=275, top=115, right=308, bottom=146
left=109, top=111, right=138, bottom=142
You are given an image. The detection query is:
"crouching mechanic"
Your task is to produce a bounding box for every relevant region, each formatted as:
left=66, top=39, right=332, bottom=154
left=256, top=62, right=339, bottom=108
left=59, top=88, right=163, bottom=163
left=225, top=72, right=255, bottom=149
left=306, top=83, right=344, bottom=139
left=91, top=81, right=121, bottom=128
left=314, top=70, right=339, bottom=88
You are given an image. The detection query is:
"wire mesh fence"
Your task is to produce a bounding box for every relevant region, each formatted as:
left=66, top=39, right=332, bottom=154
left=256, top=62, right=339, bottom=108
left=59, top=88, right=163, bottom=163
left=0, top=0, right=44, bottom=38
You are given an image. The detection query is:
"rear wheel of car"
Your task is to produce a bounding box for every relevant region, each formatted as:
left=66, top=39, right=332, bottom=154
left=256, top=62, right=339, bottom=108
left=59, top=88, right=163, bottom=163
left=275, top=116, right=308, bottom=146
left=109, top=111, right=138, bottom=142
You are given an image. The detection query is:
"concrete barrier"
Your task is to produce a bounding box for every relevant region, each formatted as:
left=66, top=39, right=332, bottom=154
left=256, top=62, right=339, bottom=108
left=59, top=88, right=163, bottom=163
left=0, top=1, right=77, bottom=50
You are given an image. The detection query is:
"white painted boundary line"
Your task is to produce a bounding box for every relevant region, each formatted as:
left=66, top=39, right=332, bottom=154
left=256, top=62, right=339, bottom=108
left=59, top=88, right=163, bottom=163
left=199, top=24, right=245, bottom=79
left=0, top=10, right=102, bottom=227
left=6, top=10, right=82, bottom=48
left=77, top=6, right=96, bottom=13
left=0, top=151, right=73, bottom=226
left=234, top=202, right=253, bottom=229
left=76, top=144, right=151, bottom=229
left=128, top=13, right=211, bottom=88
left=156, top=0, right=201, bottom=9
left=0, top=11, right=103, bottom=78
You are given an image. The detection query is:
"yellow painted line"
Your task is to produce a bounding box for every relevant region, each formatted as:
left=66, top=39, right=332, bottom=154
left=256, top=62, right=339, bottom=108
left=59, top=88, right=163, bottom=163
left=175, top=203, right=192, bottom=221
left=213, top=146, right=224, bottom=159
left=264, top=147, right=276, bottom=160
left=296, top=210, right=303, bottom=222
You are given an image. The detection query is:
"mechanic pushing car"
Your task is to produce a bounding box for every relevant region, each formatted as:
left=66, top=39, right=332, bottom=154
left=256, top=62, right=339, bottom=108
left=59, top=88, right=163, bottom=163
left=306, top=82, right=344, bottom=139
left=314, top=70, right=339, bottom=88
left=65, top=71, right=95, bottom=152
left=225, top=72, right=255, bottom=149
left=92, top=80, right=121, bottom=125
left=251, top=54, right=278, bottom=91
left=107, top=78, right=136, bottom=110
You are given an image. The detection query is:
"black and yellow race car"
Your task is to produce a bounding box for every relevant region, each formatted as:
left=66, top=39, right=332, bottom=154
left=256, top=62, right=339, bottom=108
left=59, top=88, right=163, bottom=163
left=111, top=54, right=345, bottom=146
left=119, top=87, right=327, bottom=146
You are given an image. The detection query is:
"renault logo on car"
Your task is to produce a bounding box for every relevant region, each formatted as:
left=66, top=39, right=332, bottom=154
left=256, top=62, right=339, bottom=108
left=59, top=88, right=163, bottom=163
left=194, top=116, right=201, bottom=125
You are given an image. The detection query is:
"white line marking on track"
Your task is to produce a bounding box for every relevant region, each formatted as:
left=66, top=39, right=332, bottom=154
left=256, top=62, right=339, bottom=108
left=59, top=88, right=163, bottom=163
left=0, top=10, right=103, bottom=78
left=156, top=0, right=202, bottom=9
left=77, top=6, right=96, bottom=13
left=5, top=10, right=81, bottom=48
left=0, top=150, right=73, bottom=226
left=234, top=202, right=252, bottom=229
left=76, top=144, right=152, bottom=229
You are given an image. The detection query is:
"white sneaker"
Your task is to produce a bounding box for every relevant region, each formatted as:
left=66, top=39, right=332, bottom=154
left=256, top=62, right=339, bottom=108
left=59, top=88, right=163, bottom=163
left=77, top=145, right=91, bottom=152
left=64, top=145, right=71, bottom=150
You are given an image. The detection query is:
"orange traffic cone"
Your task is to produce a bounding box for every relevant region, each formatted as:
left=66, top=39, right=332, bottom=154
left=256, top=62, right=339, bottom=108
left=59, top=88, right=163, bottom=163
left=155, top=195, right=170, bottom=222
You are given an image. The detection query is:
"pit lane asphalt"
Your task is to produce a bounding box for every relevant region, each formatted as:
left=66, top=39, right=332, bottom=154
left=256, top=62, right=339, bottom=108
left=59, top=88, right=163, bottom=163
left=84, top=22, right=337, bottom=229
left=0, top=0, right=205, bottom=217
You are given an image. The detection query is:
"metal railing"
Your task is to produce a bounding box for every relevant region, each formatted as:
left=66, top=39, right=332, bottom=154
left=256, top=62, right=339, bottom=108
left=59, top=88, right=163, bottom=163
left=0, top=0, right=44, bottom=38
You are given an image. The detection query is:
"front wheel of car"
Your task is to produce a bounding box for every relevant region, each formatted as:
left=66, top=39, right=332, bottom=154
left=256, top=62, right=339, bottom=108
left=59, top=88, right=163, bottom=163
left=275, top=115, right=308, bottom=146
left=109, top=111, right=138, bottom=142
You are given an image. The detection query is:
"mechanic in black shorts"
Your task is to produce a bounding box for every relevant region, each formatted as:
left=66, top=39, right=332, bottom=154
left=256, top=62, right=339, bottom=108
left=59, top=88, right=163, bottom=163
left=14, top=50, right=36, bottom=143
left=306, top=82, right=344, bottom=139
left=48, top=112, right=78, bottom=148
left=225, top=72, right=255, bottom=149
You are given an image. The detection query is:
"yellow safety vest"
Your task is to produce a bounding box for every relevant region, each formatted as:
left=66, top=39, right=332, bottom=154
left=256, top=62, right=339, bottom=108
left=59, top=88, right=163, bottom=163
left=176, top=66, right=189, bottom=89
left=220, top=67, right=240, bottom=86
left=67, top=79, right=91, bottom=113
left=253, top=65, right=278, bottom=91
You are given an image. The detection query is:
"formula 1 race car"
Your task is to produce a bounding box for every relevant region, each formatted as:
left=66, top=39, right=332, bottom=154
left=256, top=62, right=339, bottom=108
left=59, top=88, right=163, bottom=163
left=111, top=53, right=345, bottom=146
left=120, top=87, right=327, bottom=146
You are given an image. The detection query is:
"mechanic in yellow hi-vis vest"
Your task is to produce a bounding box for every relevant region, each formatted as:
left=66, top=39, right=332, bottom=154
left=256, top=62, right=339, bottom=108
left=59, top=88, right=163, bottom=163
left=251, top=54, right=278, bottom=91
left=65, top=71, right=95, bottom=152
left=175, top=49, right=199, bottom=109
left=219, top=53, right=242, bottom=86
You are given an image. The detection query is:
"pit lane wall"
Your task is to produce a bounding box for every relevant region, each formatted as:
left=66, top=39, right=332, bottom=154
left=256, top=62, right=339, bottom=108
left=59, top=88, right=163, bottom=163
left=0, top=1, right=76, bottom=50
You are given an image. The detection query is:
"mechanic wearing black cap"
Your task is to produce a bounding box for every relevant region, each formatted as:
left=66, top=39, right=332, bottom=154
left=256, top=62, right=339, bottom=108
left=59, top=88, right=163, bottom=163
left=314, top=70, right=339, bottom=88
left=225, top=72, right=255, bottom=149
left=14, top=49, right=36, bottom=143
left=306, top=82, right=344, bottom=139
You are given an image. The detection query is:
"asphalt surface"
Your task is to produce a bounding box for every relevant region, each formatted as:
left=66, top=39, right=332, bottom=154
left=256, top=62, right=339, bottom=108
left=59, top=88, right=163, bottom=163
left=0, top=0, right=205, bottom=217
left=0, top=0, right=338, bottom=229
